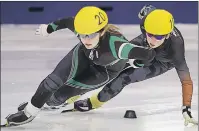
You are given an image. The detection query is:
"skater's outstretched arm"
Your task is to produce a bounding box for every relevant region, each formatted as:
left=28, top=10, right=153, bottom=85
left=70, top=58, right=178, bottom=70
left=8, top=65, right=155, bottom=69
left=47, top=17, right=76, bottom=33
left=108, top=35, right=156, bottom=61
left=170, top=28, right=197, bottom=126
left=35, top=17, right=77, bottom=37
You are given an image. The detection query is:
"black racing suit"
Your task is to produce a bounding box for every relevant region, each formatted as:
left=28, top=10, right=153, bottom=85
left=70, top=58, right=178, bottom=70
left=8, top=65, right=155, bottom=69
left=30, top=17, right=155, bottom=108
left=97, top=25, right=193, bottom=107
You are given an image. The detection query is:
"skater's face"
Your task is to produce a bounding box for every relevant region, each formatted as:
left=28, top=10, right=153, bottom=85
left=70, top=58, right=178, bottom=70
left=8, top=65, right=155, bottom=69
left=146, top=33, right=166, bottom=48
left=79, top=33, right=100, bottom=49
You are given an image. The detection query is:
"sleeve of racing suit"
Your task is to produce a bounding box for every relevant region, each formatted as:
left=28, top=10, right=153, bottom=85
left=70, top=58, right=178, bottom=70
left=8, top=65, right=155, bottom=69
left=109, top=35, right=156, bottom=61
left=171, top=29, right=193, bottom=106
left=46, top=17, right=77, bottom=35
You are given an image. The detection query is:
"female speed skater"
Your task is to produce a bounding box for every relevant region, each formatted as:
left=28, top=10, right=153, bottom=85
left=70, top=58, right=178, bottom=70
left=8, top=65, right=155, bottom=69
left=67, top=5, right=197, bottom=126
left=1, top=6, right=156, bottom=127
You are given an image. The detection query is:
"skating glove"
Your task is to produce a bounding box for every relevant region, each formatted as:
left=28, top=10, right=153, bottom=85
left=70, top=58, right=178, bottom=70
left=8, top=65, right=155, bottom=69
left=35, top=24, right=49, bottom=37
left=182, top=106, right=198, bottom=126
left=74, top=93, right=105, bottom=112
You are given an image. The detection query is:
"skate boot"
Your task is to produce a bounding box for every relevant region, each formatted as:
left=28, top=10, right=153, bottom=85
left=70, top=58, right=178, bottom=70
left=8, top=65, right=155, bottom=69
left=3, top=102, right=40, bottom=127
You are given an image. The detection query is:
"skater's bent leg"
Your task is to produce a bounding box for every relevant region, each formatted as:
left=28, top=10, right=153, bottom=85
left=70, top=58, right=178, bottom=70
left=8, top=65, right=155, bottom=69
left=98, top=61, right=174, bottom=102
left=30, top=45, right=79, bottom=108
left=46, top=85, right=89, bottom=106
left=97, top=68, right=133, bottom=102
left=31, top=73, right=64, bottom=108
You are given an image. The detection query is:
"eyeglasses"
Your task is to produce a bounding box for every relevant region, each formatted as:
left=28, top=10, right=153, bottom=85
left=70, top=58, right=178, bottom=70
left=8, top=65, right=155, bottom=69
left=78, top=32, right=99, bottom=39
left=146, top=33, right=166, bottom=40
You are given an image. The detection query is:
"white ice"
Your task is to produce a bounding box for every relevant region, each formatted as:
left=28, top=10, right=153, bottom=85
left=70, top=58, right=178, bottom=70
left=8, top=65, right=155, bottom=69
left=1, top=24, right=198, bottom=131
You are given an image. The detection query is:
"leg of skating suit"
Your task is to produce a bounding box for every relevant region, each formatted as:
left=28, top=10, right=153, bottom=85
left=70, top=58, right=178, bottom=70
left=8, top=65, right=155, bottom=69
left=47, top=62, right=130, bottom=106
left=31, top=43, right=113, bottom=108
left=97, top=60, right=175, bottom=102
left=31, top=44, right=92, bottom=108
left=46, top=58, right=119, bottom=106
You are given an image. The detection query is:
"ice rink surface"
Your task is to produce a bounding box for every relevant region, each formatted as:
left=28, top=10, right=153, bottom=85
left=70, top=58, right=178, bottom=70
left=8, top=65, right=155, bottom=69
left=1, top=24, right=198, bottom=131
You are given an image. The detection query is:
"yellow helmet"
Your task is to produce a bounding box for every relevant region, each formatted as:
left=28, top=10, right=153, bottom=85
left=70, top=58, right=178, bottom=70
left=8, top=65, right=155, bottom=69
left=74, top=6, right=108, bottom=35
left=144, top=9, right=174, bottom=35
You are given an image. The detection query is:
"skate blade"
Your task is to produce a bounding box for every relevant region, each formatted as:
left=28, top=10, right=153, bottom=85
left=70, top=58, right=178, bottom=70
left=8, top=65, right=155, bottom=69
left=61, top=108, right=77, bottom=113
left=0, top=120, right=14, bottom=128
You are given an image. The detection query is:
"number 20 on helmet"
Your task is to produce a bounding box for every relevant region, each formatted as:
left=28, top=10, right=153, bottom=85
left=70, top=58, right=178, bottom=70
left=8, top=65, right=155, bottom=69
left=74, top=6, right=108, bottom=35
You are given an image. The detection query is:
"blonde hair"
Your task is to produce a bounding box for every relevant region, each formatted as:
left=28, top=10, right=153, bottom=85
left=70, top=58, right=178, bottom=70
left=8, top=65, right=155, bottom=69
left=101, top=24, right=120, bottom=37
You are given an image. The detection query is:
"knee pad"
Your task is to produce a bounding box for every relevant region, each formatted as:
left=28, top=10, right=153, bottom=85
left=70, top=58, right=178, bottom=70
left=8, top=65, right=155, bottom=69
left=43, top=74, right=64, bottom=92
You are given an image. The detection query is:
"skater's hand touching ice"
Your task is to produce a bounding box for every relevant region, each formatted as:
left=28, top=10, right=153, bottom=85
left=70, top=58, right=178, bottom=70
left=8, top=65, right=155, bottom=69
left=74, top=93, right=105, bottom=112
left=74, top=98, right=93, bottom=112
left=182, top=106, right=198, bottom=126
